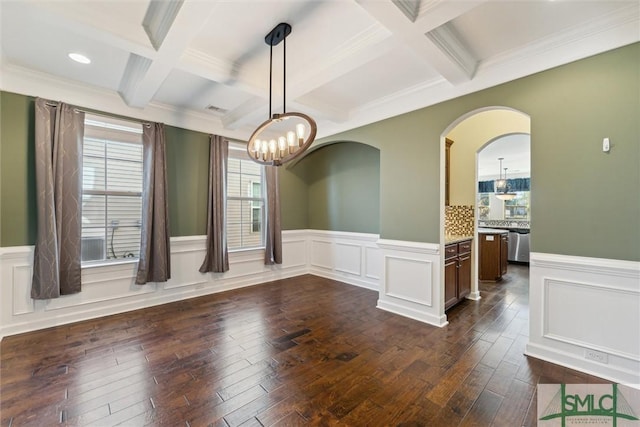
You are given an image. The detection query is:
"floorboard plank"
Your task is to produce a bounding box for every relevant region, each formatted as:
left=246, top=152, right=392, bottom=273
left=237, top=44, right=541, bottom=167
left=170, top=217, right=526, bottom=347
left=1, top=267, right=613, bottom=426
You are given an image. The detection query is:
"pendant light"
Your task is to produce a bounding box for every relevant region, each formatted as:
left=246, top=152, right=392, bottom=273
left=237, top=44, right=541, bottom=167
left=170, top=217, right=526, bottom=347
left=246, top=23, right=317, bottom=166
left=495, top=157, right=516, bottom=200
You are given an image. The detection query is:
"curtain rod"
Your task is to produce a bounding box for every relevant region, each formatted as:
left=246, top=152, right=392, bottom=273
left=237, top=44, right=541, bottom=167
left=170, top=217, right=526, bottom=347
left=44, top=101, right=152, bottom=127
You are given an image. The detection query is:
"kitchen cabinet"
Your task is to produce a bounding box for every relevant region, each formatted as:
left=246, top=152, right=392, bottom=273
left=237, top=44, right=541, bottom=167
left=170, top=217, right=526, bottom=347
left=444, top=239, right=472, bottom=310
left=479, top=229, right=508, bottom=281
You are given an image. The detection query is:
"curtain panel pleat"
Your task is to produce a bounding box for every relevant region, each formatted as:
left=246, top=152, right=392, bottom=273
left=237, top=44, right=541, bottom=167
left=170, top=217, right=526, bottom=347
left=200, top=135, right=229, bottom=273
left=264, top=166, right=282, bottom=265
left=31, top=98, right=85, bottom=299
left=136, top=123, right=171, bottom=284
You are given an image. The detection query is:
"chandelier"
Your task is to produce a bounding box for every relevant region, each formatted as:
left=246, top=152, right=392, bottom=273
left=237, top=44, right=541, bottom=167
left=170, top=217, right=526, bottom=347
left=247, top=23, right=317, bottom=166
left=495, top=157, right=516, bottom=201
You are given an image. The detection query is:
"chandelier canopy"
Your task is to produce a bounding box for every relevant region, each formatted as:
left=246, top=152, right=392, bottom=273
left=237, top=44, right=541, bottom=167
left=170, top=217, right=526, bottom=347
left=247, top=23, right=317, bottom=166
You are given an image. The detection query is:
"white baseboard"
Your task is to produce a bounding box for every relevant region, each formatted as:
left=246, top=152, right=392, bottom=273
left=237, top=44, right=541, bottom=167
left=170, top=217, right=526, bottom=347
left=528, top=252, right=640, bottom=386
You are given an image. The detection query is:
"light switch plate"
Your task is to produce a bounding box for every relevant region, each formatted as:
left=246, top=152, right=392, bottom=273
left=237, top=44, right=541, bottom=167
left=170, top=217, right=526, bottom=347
left=603, top=137, right=610, bottom=152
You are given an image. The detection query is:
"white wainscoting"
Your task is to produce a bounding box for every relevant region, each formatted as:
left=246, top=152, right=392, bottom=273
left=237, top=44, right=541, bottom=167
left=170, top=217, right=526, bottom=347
left=0, top=230, right=382, bottom=339
left=307, top=230, right=381, bottom=291
left=376, top=239, right=447, bottom=328
left=526, top=252, right=640, bottom=386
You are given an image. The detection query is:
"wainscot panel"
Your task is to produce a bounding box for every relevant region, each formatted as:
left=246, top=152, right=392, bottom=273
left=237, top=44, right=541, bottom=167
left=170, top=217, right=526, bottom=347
left=307, top=230, right=381, bottom=291
left=0, top=230, right=382, bottom=339
left=527, top=252, right=640, bottom=386
left=376, top=239, right=447, bottom=327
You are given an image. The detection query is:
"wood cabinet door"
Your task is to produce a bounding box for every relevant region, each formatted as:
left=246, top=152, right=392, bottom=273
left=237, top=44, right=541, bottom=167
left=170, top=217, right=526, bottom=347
left=458, top=253, right=471, bottom=299
left=479, top=234, right=500, bottom=281
left=444, top=258, right=458, bottom=309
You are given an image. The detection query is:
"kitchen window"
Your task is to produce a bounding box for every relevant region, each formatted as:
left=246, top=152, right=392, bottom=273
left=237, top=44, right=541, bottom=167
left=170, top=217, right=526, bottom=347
left=81, top=114, right=144, bottom=263
left=227, top=143, right=265, bottom=250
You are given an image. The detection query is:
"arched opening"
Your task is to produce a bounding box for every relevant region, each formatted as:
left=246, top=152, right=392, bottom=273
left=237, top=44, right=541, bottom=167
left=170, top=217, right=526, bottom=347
left=440, top=107, right=531, bottom=319
left=284, top=141, right=381, bottom=234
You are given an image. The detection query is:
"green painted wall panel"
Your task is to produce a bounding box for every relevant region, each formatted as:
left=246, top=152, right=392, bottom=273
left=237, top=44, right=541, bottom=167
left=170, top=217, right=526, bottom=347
left=293, top=142, right=380, bottom=234
left=288, top=43, right=639, bottom=260
left=165, top=126, right=210, bottom=237
left=279, top=166, right=309, bottom=231
left=0, top=94, right=212, bottom=244
left=0, top=92, right=37, bottom=247
left=2, top=43, right=639, bottom=261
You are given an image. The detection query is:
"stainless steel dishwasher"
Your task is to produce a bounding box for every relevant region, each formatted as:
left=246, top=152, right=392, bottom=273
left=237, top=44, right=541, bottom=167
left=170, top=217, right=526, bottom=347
left=507, top=229, right=530, bottom=263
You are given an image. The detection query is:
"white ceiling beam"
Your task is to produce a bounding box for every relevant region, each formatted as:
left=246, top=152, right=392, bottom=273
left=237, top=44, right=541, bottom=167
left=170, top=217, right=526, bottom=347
left=118, top=0, right=220, bottom=108
left=355, top=0, right=478, bottom=84
left=177, top=48, right=265, bottom=98
left=413, top=0, right=490, bottom=33
left=221, top=24, right=393, bottom=129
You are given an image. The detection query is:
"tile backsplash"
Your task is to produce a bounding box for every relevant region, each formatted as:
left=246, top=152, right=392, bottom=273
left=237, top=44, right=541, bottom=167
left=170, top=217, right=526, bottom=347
left=445, top=205, right=475, bottom=236
left=479, top=219, right=530, bottom=229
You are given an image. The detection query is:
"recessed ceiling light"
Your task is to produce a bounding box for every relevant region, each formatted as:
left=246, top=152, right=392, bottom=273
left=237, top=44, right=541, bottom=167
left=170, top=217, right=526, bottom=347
left=68, top=53, right=91, bottom=64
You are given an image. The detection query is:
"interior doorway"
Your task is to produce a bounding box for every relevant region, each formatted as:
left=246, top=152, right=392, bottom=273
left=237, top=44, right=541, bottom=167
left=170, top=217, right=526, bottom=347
left=440, top=107, right=531, bottom=318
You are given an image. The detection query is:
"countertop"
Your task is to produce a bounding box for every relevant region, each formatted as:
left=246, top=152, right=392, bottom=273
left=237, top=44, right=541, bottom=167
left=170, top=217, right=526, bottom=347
left=477, top=228, right=509, bottom=234
left=445, top=235, right=473, bottom=245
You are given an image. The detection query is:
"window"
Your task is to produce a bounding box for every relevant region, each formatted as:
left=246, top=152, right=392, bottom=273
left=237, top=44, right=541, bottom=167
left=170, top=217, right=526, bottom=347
left=504, top=192, right=530, bottom=219
left=476, top=191, right=531, bottom=221
left=227, top=143, right=265, bottom=250
left=81, top=115, right=143, bottom=263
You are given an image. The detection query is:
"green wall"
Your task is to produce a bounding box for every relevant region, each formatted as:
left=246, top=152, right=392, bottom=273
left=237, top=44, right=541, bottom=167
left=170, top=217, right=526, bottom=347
left=285, top=142, right=380, bottom=233
left=0, top=92, right=37, bottom=247
left=281, top=43, right=639, bottom=261
left=0, top=92, right=211, bottom=245
left=165, top=126, right=209, bottom=237
left=2, top=43, right=639, bottom=261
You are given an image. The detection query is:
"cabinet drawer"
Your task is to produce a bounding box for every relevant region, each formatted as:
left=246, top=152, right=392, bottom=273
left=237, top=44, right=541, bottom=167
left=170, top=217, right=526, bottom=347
left=444, top=244, right=458, bottom=259
left=458, top=240, right=472, bottom=254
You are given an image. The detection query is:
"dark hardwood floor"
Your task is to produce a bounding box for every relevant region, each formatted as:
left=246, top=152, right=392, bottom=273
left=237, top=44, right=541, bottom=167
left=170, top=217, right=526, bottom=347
left=0, top=265, right=611, bottom=426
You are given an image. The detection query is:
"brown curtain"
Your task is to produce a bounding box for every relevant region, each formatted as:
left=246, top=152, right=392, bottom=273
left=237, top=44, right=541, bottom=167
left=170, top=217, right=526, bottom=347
left=135, top=122, right=171, bottom=284
left=264, top=165, right=282, bottom=265
left=31, top=98, right=84, bottom=299
left=200, top=135, right=229, bottom=273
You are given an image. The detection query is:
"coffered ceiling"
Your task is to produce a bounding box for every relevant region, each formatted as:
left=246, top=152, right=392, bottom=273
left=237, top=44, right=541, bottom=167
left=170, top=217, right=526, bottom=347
left=1, top=0, right=638, bottom=140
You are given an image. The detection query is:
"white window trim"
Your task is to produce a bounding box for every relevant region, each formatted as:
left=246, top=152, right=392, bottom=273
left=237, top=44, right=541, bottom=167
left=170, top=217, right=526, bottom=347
left=227, top=141, right=266, bottom=250
left=81, top=114, right=144, bottom=267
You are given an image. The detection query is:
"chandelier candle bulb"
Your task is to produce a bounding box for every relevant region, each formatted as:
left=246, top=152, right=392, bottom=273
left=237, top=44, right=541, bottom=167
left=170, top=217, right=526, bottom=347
left=296, top=123, right=305, bottom=146
left=287, top=131, right=296, bottom=153
left=278, top=136, right=287, bottom=157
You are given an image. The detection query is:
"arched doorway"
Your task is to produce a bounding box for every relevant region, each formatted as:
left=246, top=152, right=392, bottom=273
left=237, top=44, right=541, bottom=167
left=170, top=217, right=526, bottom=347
left=440, top=107, right=531, bottom=318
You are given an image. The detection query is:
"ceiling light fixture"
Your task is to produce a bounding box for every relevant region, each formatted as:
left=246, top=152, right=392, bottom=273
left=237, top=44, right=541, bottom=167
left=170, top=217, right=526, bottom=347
left=495, top=157, right=517, bottom=200
left=68, top=53, right=91, bottom=64
left=247, top=23, right=317, bottom=166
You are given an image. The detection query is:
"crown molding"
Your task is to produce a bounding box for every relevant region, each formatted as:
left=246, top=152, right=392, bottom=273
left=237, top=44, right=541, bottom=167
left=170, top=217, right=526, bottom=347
left=0, top=63, right=249, bottom=140
left=480, top=3, right=640, bottom=72
left=425, top=23, right=477, bottom=80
